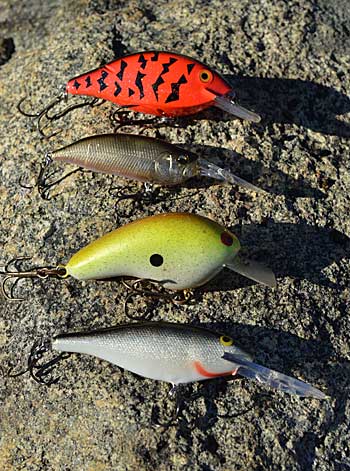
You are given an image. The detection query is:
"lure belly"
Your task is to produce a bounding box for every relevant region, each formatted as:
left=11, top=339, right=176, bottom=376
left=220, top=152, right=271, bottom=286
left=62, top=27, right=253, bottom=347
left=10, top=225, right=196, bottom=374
left=47, top=133, right=262, bottom=191
left=51, top=322, right=326, bottom=399
left=63, top=213, right=276, bottom=289
left=66, top=51, right=260, bottom=121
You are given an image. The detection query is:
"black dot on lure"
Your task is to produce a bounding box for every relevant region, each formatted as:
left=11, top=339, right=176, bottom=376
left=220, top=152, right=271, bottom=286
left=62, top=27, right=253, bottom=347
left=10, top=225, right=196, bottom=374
left=150, top=254, right=164, bottom=267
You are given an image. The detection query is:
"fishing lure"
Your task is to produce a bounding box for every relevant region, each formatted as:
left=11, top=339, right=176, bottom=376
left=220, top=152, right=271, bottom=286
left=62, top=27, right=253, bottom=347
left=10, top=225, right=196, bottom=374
left=0, top=213, right=276, bottom=301
left=13, top=322, right=327, bottom=402
left=37, top=133, right=262, bottom=198
left=18, top=51, right=260, bottom=136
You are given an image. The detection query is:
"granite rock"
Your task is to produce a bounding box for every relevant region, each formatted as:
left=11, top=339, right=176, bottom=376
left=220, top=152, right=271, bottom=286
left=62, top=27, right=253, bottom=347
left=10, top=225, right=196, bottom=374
left=0, top=0, right=349, bottom=470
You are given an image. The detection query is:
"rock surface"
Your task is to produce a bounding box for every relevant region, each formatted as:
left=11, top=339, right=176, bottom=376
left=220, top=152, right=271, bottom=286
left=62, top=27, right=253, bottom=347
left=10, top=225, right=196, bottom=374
left=0, top=0, right=349, bottom=470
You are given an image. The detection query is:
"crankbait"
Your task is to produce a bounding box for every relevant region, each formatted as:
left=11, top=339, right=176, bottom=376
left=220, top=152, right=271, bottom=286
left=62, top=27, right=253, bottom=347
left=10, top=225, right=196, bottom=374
left=14, top=322, right=327, bottom=401
left=37, top=133, right=262, bottom=198
left=18, top=51, right=260, bottom=136
left=0, top=213, right=276, bottom=301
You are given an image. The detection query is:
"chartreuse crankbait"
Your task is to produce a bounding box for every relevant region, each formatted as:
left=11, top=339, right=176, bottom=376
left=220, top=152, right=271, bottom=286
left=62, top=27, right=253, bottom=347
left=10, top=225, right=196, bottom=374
left=0, top=213, right=276, bottom=301
left=18, top=51, right=260, bottom=136
left=37, top=133, right=262, bottom=198
left=13, top=322, right=327, bottom=401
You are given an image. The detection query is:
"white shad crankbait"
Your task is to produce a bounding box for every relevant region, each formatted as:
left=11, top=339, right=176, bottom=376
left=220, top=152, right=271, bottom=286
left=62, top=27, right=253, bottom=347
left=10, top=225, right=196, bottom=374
left=19, top=322, right=327, bottom=401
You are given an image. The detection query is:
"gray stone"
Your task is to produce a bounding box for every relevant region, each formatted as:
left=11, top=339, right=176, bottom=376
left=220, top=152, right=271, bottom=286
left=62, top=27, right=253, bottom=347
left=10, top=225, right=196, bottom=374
left=0, top=0, right=349, bottom=470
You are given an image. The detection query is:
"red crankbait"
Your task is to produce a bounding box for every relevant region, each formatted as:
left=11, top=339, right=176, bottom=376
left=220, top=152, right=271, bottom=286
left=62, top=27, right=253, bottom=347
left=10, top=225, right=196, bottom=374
left=18, top=51, right=260, bottom=136
left=66, top=51, right=260, bottom=120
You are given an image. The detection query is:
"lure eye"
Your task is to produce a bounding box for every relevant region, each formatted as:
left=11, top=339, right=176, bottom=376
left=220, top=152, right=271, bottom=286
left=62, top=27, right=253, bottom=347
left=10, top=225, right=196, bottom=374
left=199, top=70, right=213, bottom=83
left=221, top=232, right=233, bottom=247
left=220, top=335, right=233, bottom=347
left=177, top=154, right=190, bottom=164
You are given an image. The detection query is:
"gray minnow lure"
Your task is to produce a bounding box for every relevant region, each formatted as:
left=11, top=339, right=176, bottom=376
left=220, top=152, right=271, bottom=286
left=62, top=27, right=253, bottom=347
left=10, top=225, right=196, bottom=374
left=27, top=322, right=327, bottom=400
left=42, top=133, right=262, bottom=193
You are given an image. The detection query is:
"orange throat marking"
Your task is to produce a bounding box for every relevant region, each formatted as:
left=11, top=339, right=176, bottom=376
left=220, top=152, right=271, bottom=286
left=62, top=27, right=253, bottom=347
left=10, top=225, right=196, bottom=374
left=193, top=360, right=237, bottom=378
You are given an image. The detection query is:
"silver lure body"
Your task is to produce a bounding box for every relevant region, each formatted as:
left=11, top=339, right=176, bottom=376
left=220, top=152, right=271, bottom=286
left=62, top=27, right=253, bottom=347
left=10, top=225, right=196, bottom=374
left=51, top=133, right=199, bottom=185
left=52, top=322, right=326, bottom=399
left=50, top=133, right=262, bottom=192
left=53, top=322, right=249, bottom=384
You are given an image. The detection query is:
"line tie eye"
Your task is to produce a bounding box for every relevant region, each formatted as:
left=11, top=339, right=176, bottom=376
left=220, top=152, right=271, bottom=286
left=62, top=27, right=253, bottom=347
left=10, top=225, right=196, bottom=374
left=177, top=154, right=189, bottom=164
left=220, top=335, right=233, bottom=347
left=199, top=70, right=212, bottom=83
left=56, top=264, right=69, bottom=278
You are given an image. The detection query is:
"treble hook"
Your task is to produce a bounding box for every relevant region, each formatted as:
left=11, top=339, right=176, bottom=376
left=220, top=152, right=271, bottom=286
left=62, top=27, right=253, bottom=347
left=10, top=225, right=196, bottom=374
left=0, top=257, right=67, bottom=301
left=26, top=152, right=55, bottom=200
left=7, top=338, right=71, bottom=386
left=109, top=182, right=162, bottom=216
left=151, top=383, right=187, bottom=428
left=36, top=155, right=85, bottom=200
left=110, top=107, right=182, bottom=133
left=18, top=89, right=105, bottom=138
left=18, top=90, right=67, bottom=138
left=122, top=278, right=193, bottom=320
left=19, top=153, right=83, bottom=200
left=18, top=155, right=53, bottom=199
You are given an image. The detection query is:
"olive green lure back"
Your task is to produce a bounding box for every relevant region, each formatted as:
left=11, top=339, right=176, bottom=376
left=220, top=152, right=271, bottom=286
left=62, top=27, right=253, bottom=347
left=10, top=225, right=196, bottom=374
left=64, top=213, right=276, bottom=289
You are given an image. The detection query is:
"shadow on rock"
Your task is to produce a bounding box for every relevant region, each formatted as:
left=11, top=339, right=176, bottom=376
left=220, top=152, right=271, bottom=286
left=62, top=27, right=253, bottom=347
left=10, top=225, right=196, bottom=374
left=175, top=321, right=349, bottom=462
left=187, top=143, right=325, bottom=198
left=226, top=76, right=350, bottom=138
left=207, top=220, right=350, bottom=290
left=0, top=37, right=15, bottom=67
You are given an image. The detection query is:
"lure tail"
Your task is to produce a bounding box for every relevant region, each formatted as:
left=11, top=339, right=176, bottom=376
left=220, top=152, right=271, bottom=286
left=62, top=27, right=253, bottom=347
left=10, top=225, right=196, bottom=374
left=198, top=158, right=264, bottom=193
left=225, top=255, right=276, bottom=288
left=222, top=352, right=327, bottom=399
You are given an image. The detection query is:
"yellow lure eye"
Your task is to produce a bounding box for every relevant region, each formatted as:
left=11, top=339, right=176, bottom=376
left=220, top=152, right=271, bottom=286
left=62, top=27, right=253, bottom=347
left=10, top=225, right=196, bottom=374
left=199, top=69, right=212, bottom=83
left=220, top=335, right=233, bottom=347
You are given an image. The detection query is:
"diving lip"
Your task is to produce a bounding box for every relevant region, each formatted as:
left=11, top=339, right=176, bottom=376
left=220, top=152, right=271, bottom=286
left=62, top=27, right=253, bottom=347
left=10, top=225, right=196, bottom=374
left=222, top=352, right=328, bottom=399
left=198, top=158, right=264, bottom=193
left=225, top=255, right=277, bottom=288
left=211, top=93, right=261, bottom=123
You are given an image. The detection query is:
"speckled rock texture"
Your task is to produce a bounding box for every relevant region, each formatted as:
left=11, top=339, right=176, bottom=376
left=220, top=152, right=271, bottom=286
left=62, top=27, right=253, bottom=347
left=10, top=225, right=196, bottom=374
left=0, top=1, right=349, bottom=470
